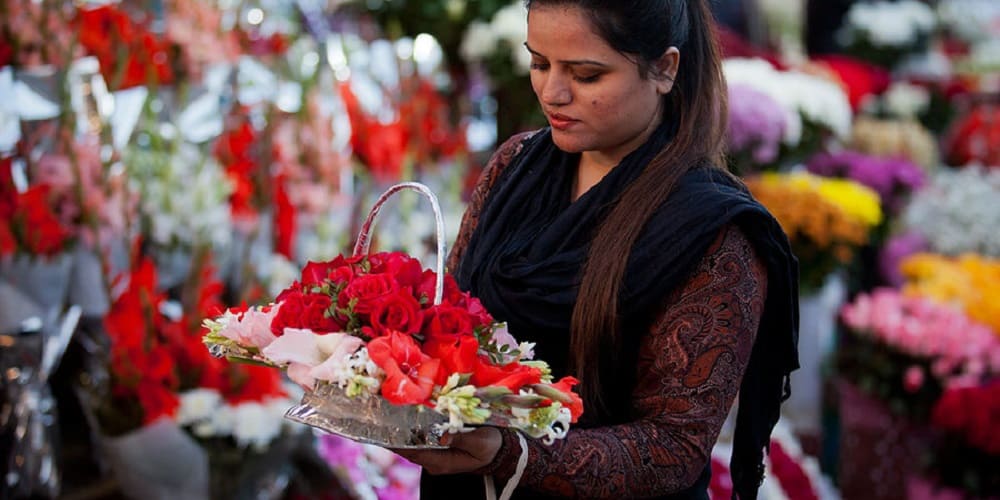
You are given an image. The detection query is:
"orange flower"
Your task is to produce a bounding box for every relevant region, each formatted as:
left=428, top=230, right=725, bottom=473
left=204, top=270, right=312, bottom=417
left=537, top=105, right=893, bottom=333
left=900, top=253, right=1000, bottom=335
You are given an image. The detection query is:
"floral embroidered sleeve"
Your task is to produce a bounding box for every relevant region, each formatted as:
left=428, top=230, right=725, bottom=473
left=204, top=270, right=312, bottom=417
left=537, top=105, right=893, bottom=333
left=446, top=131, right=536, bottom=272
left=476, top=225, right=768, bottom=498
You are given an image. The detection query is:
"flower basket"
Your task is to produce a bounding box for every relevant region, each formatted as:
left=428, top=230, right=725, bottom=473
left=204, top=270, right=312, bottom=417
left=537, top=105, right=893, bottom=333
left=205, top=182, right=583, bottom=450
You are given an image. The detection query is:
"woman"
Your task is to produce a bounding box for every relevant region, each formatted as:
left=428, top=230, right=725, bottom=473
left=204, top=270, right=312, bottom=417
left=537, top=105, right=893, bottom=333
left=397, top=1, right=799, bottom=498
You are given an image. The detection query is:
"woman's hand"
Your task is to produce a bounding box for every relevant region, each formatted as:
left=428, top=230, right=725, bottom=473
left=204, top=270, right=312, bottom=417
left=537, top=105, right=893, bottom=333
left=392, top=426, right=503, bottom=475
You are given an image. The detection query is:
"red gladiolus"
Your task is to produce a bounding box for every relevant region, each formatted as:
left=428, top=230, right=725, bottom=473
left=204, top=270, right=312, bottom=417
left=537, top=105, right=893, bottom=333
left=0, top=221, right=15, bottom=256
left=224, top=365, right=287, bottom=405
left=77, top=6, right=174, bottom=89
left=272, top=175, right=296, bottom=259
left=12, top=185, right=72, bottom=255
left=423, top=335, right=481, bottom=386
left=368, top=331, right=441, bottom=405
left=549, top=376, right=584, bottom=423
left=471, top=360, right=543, bottom=394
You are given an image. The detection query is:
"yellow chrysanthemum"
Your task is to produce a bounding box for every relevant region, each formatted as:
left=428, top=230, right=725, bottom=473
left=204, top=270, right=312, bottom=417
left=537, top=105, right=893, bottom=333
left=901, top=253, right=1000, bottom=335
left=815, top=178, right=883, bottom=228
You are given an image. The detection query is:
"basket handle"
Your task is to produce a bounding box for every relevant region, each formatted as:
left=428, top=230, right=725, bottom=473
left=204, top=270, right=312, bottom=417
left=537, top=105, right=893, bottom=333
left=353, top=182, right=447, bottom=306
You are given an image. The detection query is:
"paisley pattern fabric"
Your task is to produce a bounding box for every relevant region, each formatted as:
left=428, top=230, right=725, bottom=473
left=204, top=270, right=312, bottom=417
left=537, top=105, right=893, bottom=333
left=443, top=134, right=769, bottom=498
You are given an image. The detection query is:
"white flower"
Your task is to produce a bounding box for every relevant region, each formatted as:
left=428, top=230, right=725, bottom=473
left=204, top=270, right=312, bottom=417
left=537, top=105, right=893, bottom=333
left=903, top=166, right=1000, bottom=257
left=177, top=389, right=223, bottom=426
left=723, top=58, right=851, bottom=146
left=207, top=404, right=236, bottom=437
left=433, top=373, right=490, bottom=434
left=460, top=21, right=499, bottom=62
left=265, top=254, right=299, bottom=299
left=231, top=401, right=284, bottom=450
left=882, top=81, right=930, bottom=118
left=458, top=1, right=530, bottom=74
left=127, top=143, right=233, bottom=250
left=842, top=1, right=936, bottom=48
left=938, top=0, right=1000, bottom=43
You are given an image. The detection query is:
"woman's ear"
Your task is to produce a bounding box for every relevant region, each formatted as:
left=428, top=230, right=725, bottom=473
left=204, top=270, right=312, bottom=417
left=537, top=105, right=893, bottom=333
left=654, top=47, right=680, bottom=95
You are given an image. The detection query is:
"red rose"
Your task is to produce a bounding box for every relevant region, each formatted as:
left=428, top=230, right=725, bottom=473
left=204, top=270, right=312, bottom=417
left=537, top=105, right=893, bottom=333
left=271, top=290, right=341, bottom=335
left=300, top=255, right=361, bottom=287
left=339, top=273, right=398, bottom=316
left=418, top=271, right=463, bottom=306
left=370, top=289, right=424, bottom=337
left=421, top=304, right=475, bottom=342
left=462, top=294, right=494, bottom=328
left=370, top=251, right=424, bottom=291
left=137, top=381, right=180, bottom=424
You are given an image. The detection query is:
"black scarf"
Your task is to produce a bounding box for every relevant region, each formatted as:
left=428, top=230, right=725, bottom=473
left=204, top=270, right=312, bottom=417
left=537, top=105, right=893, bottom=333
left=450, top=125, right=799, bottom=499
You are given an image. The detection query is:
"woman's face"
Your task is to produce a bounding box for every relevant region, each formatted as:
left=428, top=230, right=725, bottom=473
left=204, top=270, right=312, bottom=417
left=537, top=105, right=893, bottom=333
left=525, top=5, right=676, bottom=166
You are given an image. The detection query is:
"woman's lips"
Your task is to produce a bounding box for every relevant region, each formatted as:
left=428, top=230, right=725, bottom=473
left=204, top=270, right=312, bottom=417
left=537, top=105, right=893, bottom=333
left=547, top=113, right=578, bottom=130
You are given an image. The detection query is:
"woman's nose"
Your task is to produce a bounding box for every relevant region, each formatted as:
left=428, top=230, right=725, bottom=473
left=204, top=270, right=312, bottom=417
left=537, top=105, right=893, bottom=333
left=540, top=73, right=572, bottom=106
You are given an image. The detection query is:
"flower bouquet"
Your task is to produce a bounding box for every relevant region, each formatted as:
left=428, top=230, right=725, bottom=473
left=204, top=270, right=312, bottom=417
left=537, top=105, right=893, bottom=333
left=204, top=183, right=582, bottom=449
left=901, top=166, right=1000, bottom=258
left=899, top=253, right=1000, bottom=335
left=923, top=380, right=1000, bottom=498
left=837, top=0, right=936, bottom=70
left=745, top=172, right=883, bottom=292
left=838, top=288, right=1000, bottom=420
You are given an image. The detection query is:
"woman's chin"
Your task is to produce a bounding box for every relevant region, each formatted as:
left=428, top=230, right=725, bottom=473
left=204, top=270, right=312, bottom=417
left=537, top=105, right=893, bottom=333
left=550, top=131, right=588, bottom=154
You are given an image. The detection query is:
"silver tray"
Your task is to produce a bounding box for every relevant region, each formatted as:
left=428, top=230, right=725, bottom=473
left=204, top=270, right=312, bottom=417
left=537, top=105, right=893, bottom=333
left=284, top=382, right=449, bottom=449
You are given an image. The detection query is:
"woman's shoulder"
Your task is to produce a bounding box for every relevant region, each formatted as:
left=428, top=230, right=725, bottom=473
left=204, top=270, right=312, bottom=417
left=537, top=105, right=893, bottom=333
left=484, top=129, right=542, bottom=180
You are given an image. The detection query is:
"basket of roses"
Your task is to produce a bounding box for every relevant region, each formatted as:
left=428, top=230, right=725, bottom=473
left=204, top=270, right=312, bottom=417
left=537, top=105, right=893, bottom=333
left=203, top=182, right=582, bottom=449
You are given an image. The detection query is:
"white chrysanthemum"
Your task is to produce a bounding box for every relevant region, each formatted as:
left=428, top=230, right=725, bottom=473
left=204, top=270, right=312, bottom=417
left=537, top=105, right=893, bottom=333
left=843, top=1, right=936, bottom=47
left=903, top=166, right=1000, bottom=257
left=458, top=1, right=530, bottom=74
left=938, top=0, right=1000, bottom=43
left=723, top=58, right=851, bottom=146
left=177, top=389, right=223, bottom=427
left=460, top=21, right=499, bottom=62
left=231, top=401, right=285, bottom=450
left=883, top=81, right=931, bottom=118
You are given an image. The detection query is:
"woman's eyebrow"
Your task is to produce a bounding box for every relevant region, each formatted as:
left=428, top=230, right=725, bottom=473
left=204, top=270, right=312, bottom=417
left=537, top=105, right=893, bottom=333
left=524, top=42, right=610, bottom=68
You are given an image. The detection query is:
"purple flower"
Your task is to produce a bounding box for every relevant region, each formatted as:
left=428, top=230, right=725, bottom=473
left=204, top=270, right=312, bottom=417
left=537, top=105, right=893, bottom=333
left=878, top=231, right=929, bottom=286
left=727, top=84, right=788, bottom=166
left=807, top=151, right=926, bottom=213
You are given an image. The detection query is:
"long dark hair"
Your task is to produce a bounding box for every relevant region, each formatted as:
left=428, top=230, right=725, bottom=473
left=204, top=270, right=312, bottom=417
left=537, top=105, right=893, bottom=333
left=525, top=0, right=729, bottom=419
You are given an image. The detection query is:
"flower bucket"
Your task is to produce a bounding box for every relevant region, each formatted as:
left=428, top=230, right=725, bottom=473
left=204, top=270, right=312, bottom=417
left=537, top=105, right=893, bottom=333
left=99, top=418, right=209, bottom=500
left=0, top=253, right=72, bottom=315
left=67, top=245, right=109, bottom=317
left=783, top=272, right=846, bottom=436
left=837, top=380, right=931, bottom=500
